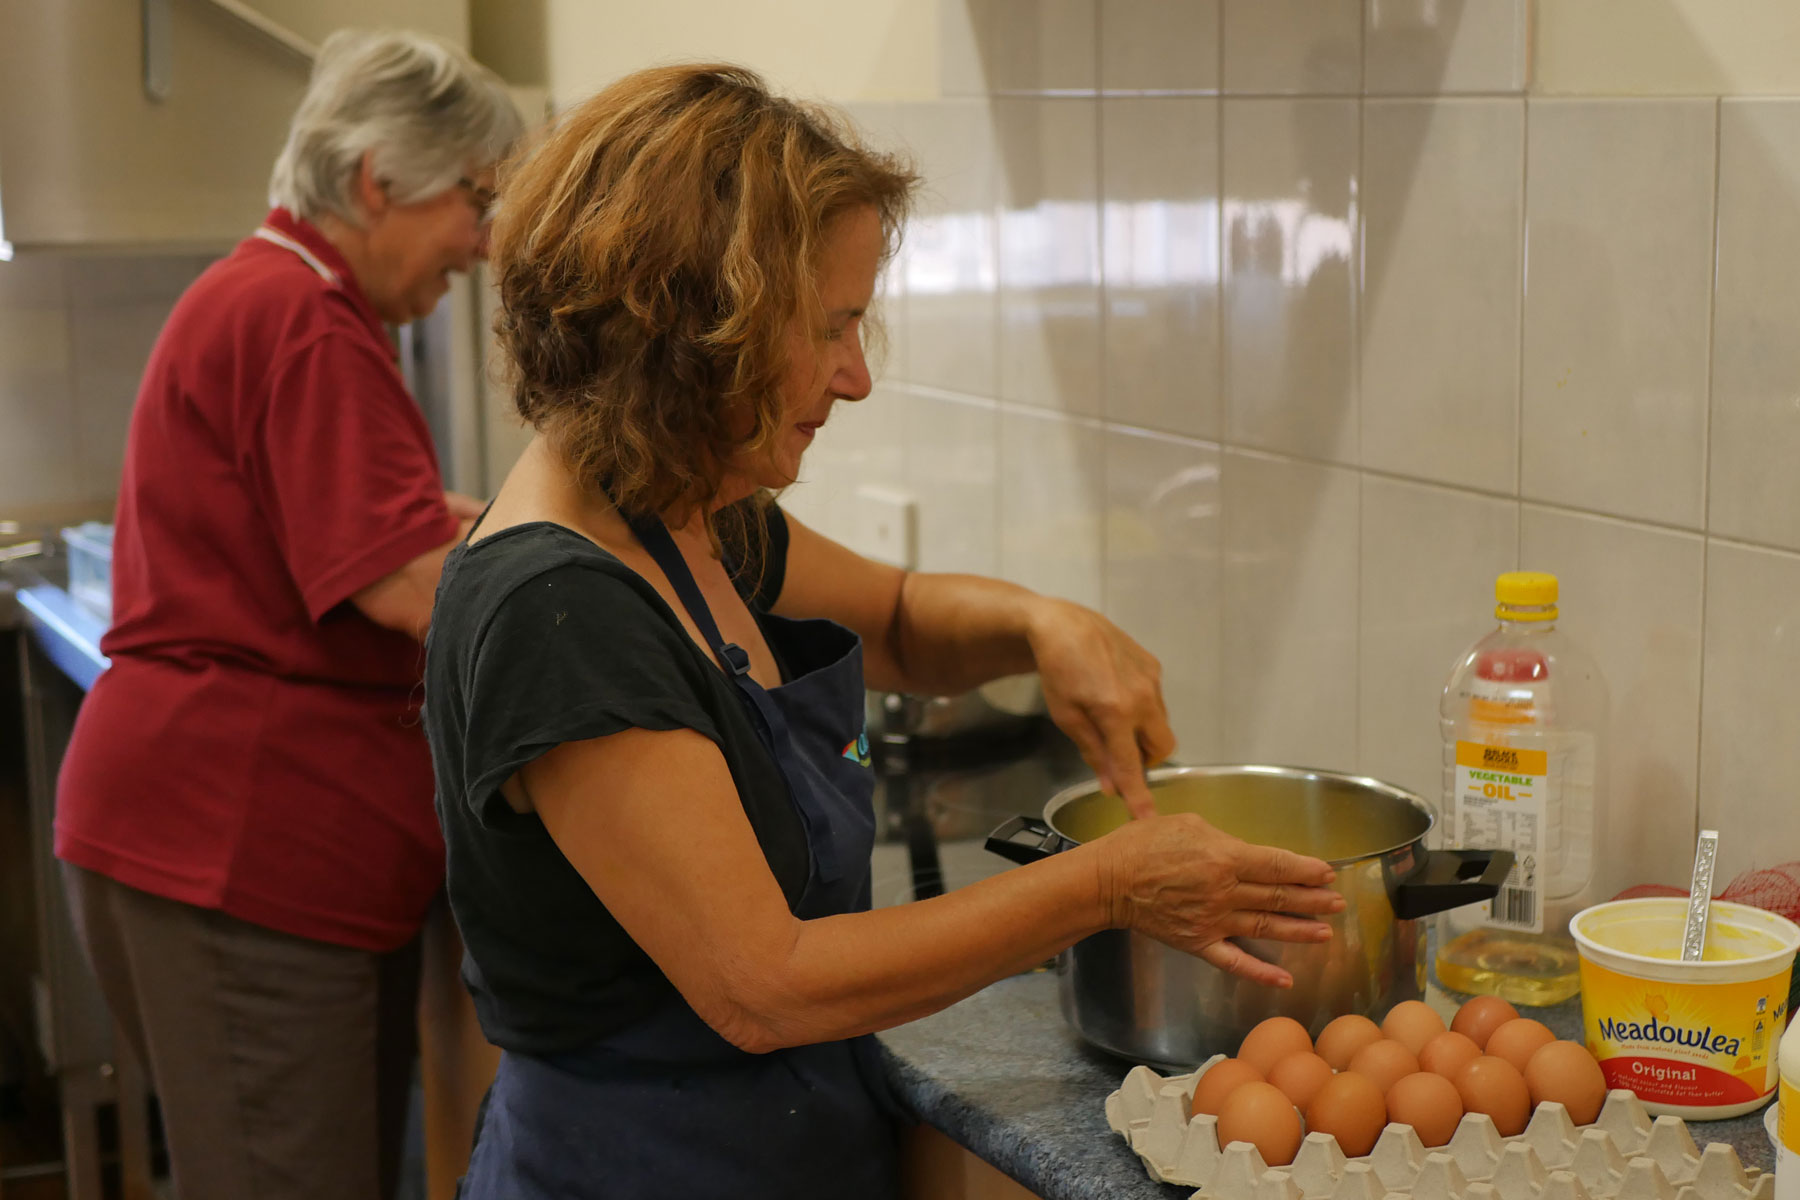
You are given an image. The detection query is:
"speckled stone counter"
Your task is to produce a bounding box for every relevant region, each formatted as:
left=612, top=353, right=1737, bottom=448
left=877, top=970, right=1779, bottom=1200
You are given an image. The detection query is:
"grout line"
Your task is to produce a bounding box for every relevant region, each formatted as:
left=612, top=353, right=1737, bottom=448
left=1693, top=97, right=1726, bottom=840
left=1515, top=94, right=1531, bottom=569
left=1353, top=0, right=1366, bottom=772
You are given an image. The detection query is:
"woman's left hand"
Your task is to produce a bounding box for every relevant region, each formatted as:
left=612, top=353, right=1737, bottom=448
left=1027, top=599, right=1175, bottom=821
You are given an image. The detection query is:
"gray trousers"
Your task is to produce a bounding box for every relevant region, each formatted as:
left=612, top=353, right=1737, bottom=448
left=61, top=863, right=422, bottom=1200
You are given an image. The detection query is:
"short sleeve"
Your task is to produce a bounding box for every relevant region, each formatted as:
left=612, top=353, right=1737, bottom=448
left=459, top=561, right=723, bottom=827
left=255, top=329, right=458, bottom=620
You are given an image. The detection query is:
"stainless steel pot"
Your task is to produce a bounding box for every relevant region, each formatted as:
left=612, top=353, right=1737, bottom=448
left=986, top=764, right=1513, bottom=1070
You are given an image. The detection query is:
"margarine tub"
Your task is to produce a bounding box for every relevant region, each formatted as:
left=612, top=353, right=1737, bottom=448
left=1571, top=897, right=1800, bottom=1119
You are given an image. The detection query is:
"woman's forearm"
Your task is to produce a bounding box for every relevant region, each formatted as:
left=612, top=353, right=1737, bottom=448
left=872, top=570, right=1045, bottom=695
left=712, top=842, right=1116, bottom=1053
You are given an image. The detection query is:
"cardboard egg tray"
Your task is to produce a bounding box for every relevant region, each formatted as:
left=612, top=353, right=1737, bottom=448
left=1105, top=1058, right=1772, bottom=1200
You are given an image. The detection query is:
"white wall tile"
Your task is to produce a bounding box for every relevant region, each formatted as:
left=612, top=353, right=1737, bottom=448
left=1221, top=449, right=1359, bottom=769
left=939, top=0, right=990, bottom=97
left=1520, top=506, right=1704, bottom=901
left=903, top=387, right=1000, bottom=576
left=977, top=0, right=1098, bottom=95
left=1709, top=100, right=1800, bottom=552
left=1520, top=100, right=1716, bottom=529
left=70, top=302, right=171, bottom=498
left=65, top=254, right=214, bottom=306
left=1099, top=0, right=1220, bottom=94
left=998, top=405, right=1104, bottom=607
left=1101, top=96, right=1220, bottom=438
left=0, top=307, right=79, bottom=511
left=0, top=255, right=68, bottom=307
left=996, top=98, right=1103, bottom=417
left=1361, top=99, right=1522, bottom=493
left=1221, top=0, right=1361, bottom=95
left=1103, top=427, right=1222, bottom=761
left=782, top=383, right=909, bottom=549
left=1359, top=476, right=1517, bottom=805
left=1222, top=99, right=1359, bottom=464
left=899, top=100, right=999, bottom=399
left=1699, top=541, right=1800, bottom=884
left=1364, top=0, right=1529, bottom=95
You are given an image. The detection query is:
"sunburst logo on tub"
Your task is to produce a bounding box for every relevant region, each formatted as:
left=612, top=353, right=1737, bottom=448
left=1581, top=958, right=1787, bottom=1108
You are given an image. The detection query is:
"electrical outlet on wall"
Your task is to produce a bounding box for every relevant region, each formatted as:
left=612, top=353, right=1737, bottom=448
left=851, top=485, right=917, bottom=570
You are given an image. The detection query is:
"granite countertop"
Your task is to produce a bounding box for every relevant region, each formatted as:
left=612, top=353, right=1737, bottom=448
left=877, top=970, right=1779, bottom=1200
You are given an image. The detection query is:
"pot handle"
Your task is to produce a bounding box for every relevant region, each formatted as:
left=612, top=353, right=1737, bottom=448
left=985, top=815, right=1066, bottom=865
left=1391, top=849, right=1517, bottom=920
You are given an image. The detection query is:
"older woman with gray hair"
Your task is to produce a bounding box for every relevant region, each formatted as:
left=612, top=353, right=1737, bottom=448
left=53, top=28, right=521, bottom=1200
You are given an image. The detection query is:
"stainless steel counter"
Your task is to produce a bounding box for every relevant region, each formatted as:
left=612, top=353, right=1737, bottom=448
left=15, top=584, right=109, bottom=693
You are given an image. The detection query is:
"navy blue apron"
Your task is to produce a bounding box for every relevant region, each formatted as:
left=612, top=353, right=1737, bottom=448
left=460, top=513, right=901, bottom=1200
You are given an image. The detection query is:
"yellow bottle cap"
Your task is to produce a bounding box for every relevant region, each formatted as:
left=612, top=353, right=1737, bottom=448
left=1496, top=571, right=1558, bottom=621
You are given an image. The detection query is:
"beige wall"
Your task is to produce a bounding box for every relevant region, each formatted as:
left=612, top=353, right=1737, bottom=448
left=544, top=0, right=940, bottom=105
left=765, top=0, right=1800, bottom=898
left=1535, top=0, right=1800, bottom=94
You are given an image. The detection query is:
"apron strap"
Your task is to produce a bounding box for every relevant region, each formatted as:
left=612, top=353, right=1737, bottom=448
left=622, top=514, right=752, bottom=679
left=622, top=511, right=841, bottom=883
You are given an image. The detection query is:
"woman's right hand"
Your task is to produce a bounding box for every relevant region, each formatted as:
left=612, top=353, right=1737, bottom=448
left=1097, top=814, right=1346, bottom=988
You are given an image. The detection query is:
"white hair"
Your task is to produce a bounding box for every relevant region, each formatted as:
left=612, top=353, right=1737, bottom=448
left=269, top=29, right=523, bottom=224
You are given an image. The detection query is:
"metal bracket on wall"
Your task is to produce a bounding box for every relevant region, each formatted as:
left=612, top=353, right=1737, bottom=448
left=142, top=0, right=318, bottom=102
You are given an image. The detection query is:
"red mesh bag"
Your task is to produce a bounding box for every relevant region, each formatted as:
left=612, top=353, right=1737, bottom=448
left=1610, top=862, right=1800, bottom=925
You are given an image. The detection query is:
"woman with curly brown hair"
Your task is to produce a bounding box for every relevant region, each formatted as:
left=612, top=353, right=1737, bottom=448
left=423, top=63, right=1345, bottom=1197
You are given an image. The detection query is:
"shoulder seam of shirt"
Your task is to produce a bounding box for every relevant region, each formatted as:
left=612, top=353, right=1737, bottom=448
left=462, top=538, right=681, bottom=665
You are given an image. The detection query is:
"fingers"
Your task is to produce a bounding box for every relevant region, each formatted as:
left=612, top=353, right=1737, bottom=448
left=1199, top=939, right=1294, bottom=989
left=1235, top=842, right=1337, bottom=888
left=1216, top=911, right=1336, bottom=944
left=1230, top=881, right=1345, bottom=917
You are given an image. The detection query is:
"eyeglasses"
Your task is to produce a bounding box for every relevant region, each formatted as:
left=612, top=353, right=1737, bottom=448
left=455, top=177, right=497, bottom=225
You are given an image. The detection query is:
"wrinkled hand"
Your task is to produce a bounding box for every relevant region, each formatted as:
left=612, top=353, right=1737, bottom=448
left=444, top=490, right=487, bottom=521
left=1100, top=814, right=1344, bottom=988
left=1027, top=598, right=1175, bottom=821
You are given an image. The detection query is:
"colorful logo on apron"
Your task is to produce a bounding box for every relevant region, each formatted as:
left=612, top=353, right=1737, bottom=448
left=841, top=729, right=871, bottom=768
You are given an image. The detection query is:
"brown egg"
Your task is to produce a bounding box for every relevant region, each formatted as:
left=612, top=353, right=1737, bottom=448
left=1267, top=1052, right=1334, bottom=1110
left=1305, top=1071, right=1388, bottom=1158
left=1218, top=1081, right=1305, bottom=1167
left=1451, top=995, right=1521, bottom=1050
left=1239, top=1016, right=1315, bottom=1075
left=1381, top=1000, right=1449, bottom=1056
left=1348, top=1038, right=1421, bottom=1093
left=1524, top=1040, right=1608, bottom=1125
left=1418, top=1030, right=1483, bottom=1080
left=1190, top=1058, right=1267, bottom=1118
left=1485, top=1018, right=1557, bottom=1075
left=1385, top=1071, right=1465, bottom=1147
left=1453, top=1055, right=1531, bottom=1136
left=1314, top=1014, right=1385, bottom=1072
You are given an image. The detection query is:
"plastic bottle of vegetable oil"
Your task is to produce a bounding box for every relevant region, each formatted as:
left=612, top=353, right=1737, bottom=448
left=1435, top=572, right=1608, bottom=1006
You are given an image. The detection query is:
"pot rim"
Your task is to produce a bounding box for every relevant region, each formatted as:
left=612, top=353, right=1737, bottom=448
left=1043, top=763, right=1437, bottom=867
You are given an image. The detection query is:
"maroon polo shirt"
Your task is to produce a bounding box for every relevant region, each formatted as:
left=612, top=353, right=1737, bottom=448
left=56, top=208, right=460, bottom=951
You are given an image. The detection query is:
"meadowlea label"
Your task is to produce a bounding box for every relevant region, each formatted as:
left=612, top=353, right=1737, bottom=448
left=1578, top=957, right=1787, bottom=1110
left=1453, top=740, right=1548, bottom=933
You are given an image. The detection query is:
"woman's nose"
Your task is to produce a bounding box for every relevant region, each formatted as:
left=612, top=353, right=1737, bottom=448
left=835, top=336, right=872, bottom=401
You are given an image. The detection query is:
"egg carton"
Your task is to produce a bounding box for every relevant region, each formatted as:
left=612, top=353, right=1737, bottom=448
left=1105, top=1059, right=1771, bottom=1200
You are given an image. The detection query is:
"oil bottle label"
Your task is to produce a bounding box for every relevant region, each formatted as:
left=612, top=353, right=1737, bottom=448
left=1454, top=741, right=1548, bottom=933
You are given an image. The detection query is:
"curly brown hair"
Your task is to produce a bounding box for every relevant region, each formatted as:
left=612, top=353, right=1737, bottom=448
left=488, top=63, right=917, bottom=526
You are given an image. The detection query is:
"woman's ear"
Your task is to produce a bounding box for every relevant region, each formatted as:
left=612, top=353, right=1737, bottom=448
left=354, top=151, right=389, bottom=219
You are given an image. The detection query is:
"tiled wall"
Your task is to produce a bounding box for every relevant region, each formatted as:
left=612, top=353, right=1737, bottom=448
left=0, top=254, right=214, bottom=525
left=782, top=0, right=1800, bottom=898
